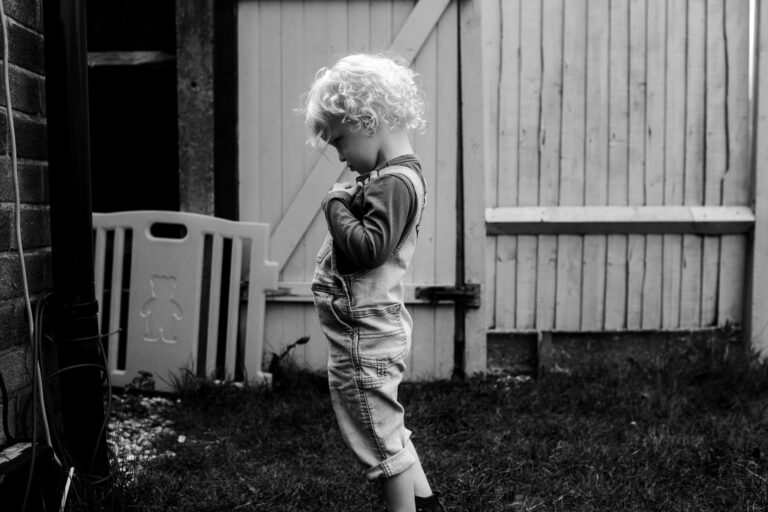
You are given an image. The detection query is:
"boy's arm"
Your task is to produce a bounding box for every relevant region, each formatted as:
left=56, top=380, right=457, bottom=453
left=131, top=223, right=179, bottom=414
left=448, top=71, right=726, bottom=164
left=321, top=175, right=415, bottom=270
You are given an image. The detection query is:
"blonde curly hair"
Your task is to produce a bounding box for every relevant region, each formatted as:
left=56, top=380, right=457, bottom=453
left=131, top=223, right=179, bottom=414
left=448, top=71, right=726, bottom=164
left=302, top=53, right=426, bottom=145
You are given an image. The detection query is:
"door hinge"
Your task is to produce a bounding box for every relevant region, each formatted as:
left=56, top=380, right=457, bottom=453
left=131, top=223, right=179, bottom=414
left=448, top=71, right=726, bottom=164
left=414, top=283, right=481, bottom=308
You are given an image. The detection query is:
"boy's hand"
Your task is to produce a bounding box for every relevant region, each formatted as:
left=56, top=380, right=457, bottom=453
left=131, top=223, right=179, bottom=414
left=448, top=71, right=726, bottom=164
left=330, top=181, right=362, bottom=198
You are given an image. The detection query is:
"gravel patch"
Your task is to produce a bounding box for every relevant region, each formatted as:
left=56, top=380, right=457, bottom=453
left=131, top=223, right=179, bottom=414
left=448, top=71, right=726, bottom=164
left=107, top=393, right=181, bottom=478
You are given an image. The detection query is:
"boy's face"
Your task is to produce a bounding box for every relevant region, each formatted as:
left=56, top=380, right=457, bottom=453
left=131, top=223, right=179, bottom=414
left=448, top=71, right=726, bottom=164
left=324, top=116, right=382, bottom=174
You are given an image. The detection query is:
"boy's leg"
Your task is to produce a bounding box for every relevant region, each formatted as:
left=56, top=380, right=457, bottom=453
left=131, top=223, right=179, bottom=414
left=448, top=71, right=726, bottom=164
left=406, top=442, right=433, bottom=498
left=382, top=442, right=444, bottom=512
left=407, top=443, right=445, bottom=511
left=382, top=465, right=416, bottom=512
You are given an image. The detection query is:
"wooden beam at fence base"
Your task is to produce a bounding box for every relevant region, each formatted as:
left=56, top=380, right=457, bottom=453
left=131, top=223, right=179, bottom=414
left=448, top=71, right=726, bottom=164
left=485, top=206, right=755, bottom=235
left=750, top=0, right=768, bottom=361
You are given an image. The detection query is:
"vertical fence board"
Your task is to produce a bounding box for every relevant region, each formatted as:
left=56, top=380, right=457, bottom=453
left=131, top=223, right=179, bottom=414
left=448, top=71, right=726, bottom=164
left=681, top=0, right=706, bottom=327
left=370, top=0, right=393, bottom=51
left=751, top=0, right=768, bottom=356
left=258, top=2, right=290, bottom=371
left=556, top=0, right=587, bottom=330
left=484, top=0, right=501, bottom=329
left=411, top=0, right=452, bottom=378
left=662, top=0, right=686, bottom=329
left=516, top=0, right=541, bottom=329
left=299, top=2, right=327, bottom=368
left=495, top=0, right=520, bottom=330
left=237, top=1, right=261, bottom=223
left=411, top=4, right=438, bottom=289
left=722, top=0, right=751, bottom=206
left=626, top=0, right=646, bottom=330
left=536, top=0, right=563, bottom=330
left=703, top=0, right=728, bottom=327
left=719, top=235, right=747, bottom=325
left=719, top=0, right=751, bottom=326
left=348, top=0, right=370, bottom=54
left=582, top=0, right=609, bottom=330
left=605, top=0, right=629, bottom=330
left=460, top=0, right=489, bottom=374
left=433, top=0, right=458, bottom=377
left=281, top=1, right=305, bottom=285
left=702, top=0, right=727, bottom=326
left=296, top=1, right=329, bottom=370
left=259, top=3, right=283, bottom=229
left=641, top=0, right=665, bottom=329
left=287, top=2, right=317, bottom=368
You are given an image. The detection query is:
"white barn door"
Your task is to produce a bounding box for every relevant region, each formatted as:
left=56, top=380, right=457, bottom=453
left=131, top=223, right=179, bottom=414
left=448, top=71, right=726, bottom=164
left=237, top=0, right=463, bottom=379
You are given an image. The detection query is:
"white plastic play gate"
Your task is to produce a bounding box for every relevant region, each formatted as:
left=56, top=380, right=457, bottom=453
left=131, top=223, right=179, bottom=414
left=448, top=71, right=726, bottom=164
left=92, top=211, right=278, bottom=392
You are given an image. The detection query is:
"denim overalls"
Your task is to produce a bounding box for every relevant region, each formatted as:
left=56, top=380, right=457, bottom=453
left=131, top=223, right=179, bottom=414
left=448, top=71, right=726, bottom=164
left=311, top=165, right=426, bottom=480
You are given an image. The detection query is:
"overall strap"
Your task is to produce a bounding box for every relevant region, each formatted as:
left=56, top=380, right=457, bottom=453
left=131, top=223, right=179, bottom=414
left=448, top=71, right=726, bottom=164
left=375, top=165, right=427, bottom=251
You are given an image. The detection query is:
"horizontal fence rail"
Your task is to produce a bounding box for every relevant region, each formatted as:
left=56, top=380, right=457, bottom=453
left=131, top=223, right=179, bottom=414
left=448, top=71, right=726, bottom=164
left=486, top=206, right=755, bottom=235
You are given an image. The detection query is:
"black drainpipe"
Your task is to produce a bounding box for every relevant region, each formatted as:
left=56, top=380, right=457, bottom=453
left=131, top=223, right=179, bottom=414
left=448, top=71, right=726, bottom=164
left=42, top=0, right=108, bottom=475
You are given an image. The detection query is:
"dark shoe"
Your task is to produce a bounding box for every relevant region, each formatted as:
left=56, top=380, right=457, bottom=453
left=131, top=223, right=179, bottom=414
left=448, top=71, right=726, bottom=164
left=415, top=492, right=445, bottom=512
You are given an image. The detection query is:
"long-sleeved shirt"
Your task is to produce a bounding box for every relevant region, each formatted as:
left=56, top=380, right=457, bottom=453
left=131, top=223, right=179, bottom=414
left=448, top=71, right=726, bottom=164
left=320, top=154, right=424, bottom=275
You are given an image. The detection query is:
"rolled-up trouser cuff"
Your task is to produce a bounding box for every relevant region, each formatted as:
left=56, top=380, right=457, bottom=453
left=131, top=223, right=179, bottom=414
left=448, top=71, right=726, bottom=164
left=364, top=439, right=417, bottom=480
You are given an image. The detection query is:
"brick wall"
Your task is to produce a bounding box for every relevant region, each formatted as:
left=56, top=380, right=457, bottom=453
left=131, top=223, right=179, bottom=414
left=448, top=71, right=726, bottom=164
left=0, top=0, right=49, bottom=448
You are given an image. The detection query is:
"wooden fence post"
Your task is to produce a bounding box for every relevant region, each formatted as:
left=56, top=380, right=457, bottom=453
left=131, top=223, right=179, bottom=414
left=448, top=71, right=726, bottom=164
left=750, top=0, right=768, bottom=359
left=460, top=0, right=487, bottom=375
left=177, top=0, right=215, bottom=215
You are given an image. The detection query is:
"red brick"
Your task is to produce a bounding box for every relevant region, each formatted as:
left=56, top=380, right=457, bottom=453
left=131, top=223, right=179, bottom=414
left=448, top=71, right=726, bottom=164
left=0, top=206, right=50, bottom=249
left=0, top=345, right=33, bottom=440
left=0, top=249, right=48, bottom=300
left=0, top=158, right=48, bottom=203
left=0, top=301, right=15, bottom=350
left=0, top=112, right=8, bottom=153
left=16, top=207, right=49, bottom=249
left=0, top=342, right=31, bottom=385
left=0, top=67, right=45, bottom=115
left=0, top=208, right=9, bottom=250
left=7, top=20, right=44, bottom=75
left=13, top=114, right=46, bottom=159
left=4, top=1, right=41, bottom=33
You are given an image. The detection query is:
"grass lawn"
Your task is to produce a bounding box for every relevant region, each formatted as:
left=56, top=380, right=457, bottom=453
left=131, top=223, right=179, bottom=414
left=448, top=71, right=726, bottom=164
left=82, top=348, right=768, bottom=511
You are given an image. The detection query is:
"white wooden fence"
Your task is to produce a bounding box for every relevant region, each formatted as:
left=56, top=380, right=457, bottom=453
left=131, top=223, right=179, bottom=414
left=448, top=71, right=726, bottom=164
left=235, top=0, right=768, bottom=375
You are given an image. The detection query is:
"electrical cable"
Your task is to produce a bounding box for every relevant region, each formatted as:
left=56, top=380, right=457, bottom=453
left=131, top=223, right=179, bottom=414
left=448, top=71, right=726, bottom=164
left=89, top=334, right=113, bottom=471
left=0, top=0, right=31, bottom=341
left=34, top=293, right=61, bottom=466
left=22, top=292, right=56, bottom=511
left=59, top=465, right=75, bottom=512
left=44, top=363, right=109, bottom=382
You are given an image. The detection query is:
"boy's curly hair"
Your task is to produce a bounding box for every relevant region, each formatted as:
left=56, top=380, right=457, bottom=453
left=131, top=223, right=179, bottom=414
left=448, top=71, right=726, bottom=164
left=302, top=53, right=426, bottom=145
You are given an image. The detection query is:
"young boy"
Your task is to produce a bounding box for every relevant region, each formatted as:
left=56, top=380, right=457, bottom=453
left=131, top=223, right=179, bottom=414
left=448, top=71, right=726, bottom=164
left=302, top=53, right=445, bottom=512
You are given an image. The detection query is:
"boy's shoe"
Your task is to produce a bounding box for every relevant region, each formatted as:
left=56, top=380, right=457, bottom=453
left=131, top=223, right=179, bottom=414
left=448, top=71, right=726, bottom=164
left=415, top=492, right=445, bottom=512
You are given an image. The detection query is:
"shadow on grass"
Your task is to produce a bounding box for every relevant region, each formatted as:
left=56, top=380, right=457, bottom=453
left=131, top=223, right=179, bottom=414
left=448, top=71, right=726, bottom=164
left=70, top=347, right=768, bottom=511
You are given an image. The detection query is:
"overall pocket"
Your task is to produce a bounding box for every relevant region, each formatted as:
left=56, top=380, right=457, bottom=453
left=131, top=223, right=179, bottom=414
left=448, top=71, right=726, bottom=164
left=352, top=303, right=409, bottom=389
left=313, top=289, right=353, bottom=336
